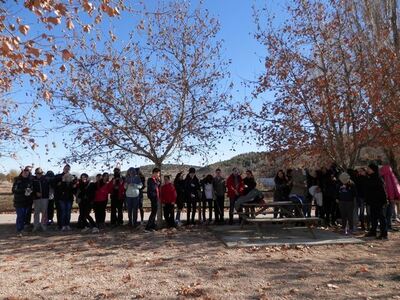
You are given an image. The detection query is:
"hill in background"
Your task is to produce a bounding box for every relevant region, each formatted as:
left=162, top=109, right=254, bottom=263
left=136, top=152, right=271, bottom=179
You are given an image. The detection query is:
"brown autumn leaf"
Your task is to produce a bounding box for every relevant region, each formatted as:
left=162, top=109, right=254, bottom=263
left=54, top=3, right=67, bottom=16
left=83, top=24, right=91, bottom=33
left=122, top=274, right=131, bottom=283
left=39, top=72, right=47, bottom=81
left=2, top=41, right=14, bottom=53
left=66, top=19, right=74, bottom=30
left=22, top=128, right=30, bottom=134
left=46, top=17, right=62, bottom=25
left=18, top=25, right=30, bottom=35
left=43, top=90, right=52, bottom=101
left=45, top=53, right=54, bottom=65
left=83, top=1, right=94, bottom=14
left=26, top=46, right=41, bottom=57
left=61, top=49, right=74, bottom=61
left=60, top=65, right=66, bottom=72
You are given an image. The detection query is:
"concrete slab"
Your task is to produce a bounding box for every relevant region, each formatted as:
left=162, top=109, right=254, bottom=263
left=210, top=225, right=364, bottom=248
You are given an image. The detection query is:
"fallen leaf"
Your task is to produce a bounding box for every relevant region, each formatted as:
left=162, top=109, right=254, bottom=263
left=122, top=274, right=131, bottom=283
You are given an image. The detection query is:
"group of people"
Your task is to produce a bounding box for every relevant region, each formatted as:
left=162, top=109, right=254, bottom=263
left=273, top=162, right=400, bottom=239
left=11, top=164, right=257, bottom=236
left=11, top=161, right=399, bottom=239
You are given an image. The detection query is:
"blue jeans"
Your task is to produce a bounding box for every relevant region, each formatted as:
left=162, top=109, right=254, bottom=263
left=16, top=207, right=30, bottom=232
left=126, top=197, right=140, bottom=226
left=59, top=200, right=72, bottom=227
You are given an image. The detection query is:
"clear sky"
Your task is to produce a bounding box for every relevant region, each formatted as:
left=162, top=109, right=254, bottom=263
left=1, top=0, right=282, bottom=174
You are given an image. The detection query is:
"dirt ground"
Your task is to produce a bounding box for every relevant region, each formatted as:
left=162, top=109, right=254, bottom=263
left=1, top=223, right=400, bottom=300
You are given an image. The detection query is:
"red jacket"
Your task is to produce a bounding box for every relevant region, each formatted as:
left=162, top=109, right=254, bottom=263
left=160, top=183, right=177, bottom=204
left=94, top=181, right=112, bottom=202
left=226, top=174, right=244, bottom=199
left=107, top=178, right=126, bottom=200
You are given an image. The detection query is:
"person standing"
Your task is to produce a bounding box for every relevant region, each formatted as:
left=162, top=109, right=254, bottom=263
left=45, top=171, right=56, bottom=226
left=365, top=163, right=388, bottom=239
left=109, top=168, right=125, bottom=227
left=12, top=167, right=34, bottom=236
left=355, top=168, right=369, bottom=231
left=273, top=170, right=289, bottom=218
left=201, top=174, right=214, bottom=224
left=174, top=172, right=185, bottom=226
left=184, top=167, right=201, bottom=225
left=337, top=172, right=357, bottom=235
left=75, top=173, right=96, bottom=231
left=145, top=168, right=161, bottom=232
left=92, top=172, right=111, bottom=230
left=137, top=168, right=146, bottom=224
left=380, top=164, right=400, bottom=231
left=124, top=167, right=143, bottom=228
left=54, top=164, right=75, bottom=231
left=213, top=168, right=226, bottom=224
left=160, top=175, right=177, bottom=228
left=226, top=168, right=244, bottom=225
left=32, top=167, right=50, bottom=232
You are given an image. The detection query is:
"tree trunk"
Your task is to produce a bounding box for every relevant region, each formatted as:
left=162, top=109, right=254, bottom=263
left=153, top=159, right=164, bottom=227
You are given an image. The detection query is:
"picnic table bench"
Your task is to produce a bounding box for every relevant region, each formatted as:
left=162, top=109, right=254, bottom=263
left=239, top=201, right=321, bottom=239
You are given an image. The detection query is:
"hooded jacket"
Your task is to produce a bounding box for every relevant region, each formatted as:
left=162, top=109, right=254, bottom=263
left=380, top=165, right=400, bottom=201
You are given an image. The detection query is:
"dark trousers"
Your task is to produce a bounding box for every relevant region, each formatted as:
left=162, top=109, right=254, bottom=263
left=110, top=196, right=123, bottom=225
left=370, top=204, right=387, bottom=236
left=229, top=196, right=238, bottom=223
left=78, top=202, right=96, bottom=228
left=16, top=207, right=30, bottom=232
left=186, top=200, right=197, bottom=224
left=202, top=198, right=213, bottom=222
left=338, top=201, right=354, bottom=231
left=138, top=194, right=144, bottom=222
left=47, top=199, right=55, bottom=222
left=24, top=204, right=33, bottom=225
left=163, top=204, right=175, bottom=228
left=214, top=195, right=225, bottom=222
left=145, top=197, right=158, bottom=230
left=59, top=200, right=72, bottom=227
left=93, top=201, right=107, bottom=226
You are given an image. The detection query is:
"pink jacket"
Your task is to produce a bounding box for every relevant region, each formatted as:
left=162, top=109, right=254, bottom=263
left=380, top=165, right=400, bottom=201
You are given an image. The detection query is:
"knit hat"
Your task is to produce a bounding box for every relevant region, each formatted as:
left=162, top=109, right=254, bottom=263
left=189, top=167, right=196, bottom=174
left=339, top=172, right=351, bottom=184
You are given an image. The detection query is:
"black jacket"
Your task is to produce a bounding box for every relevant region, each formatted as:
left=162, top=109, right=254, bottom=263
left=32, top=175, right=50, bottom=199
left=12, top=175, right=33, bottom=208
left=54, top=173, right=75, bottom=202
left=365, top=174, right=387, bottom=206
left=243, top=177, right=257, bottom=195
left=185, top=175, right=201, bottom=202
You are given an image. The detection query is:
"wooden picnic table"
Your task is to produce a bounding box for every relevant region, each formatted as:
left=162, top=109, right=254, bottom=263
left=239, top=200, right=320, bottom=239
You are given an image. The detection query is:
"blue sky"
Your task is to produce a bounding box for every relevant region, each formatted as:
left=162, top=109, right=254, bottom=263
left=1, top=0, right=283, bottom=174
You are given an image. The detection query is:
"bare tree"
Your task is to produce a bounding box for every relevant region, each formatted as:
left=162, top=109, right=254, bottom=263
left=46, top=1, right=232, bottom=168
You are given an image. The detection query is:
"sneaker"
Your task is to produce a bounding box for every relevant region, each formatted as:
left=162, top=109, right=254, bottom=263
left=81, top=227, right=90, bottom=233
left=17, top=232, right=23, bottom=237
left=377, top=234, right=388, bottom=240
left=66, top=225, right=72, bottom=231
left=32, top=226, right=40, bottom=233
left=61, top=226, right=67, bottom=231
left=92, top=227, right=99, bottom=233
left=41, top=225, right=47, bottom=232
